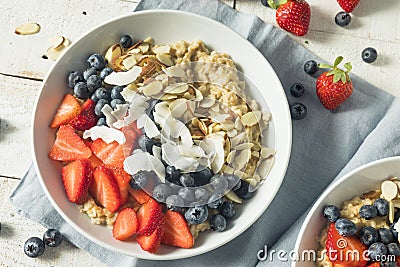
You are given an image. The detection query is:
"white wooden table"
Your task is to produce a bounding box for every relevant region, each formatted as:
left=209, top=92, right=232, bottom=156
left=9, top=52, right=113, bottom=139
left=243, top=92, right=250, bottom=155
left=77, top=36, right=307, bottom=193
left=0, top=0, right=399, bottom=265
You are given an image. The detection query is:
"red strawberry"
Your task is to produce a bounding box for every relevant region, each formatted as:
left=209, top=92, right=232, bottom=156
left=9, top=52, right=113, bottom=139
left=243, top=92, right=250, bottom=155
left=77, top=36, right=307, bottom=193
left=366, top=263, right=380, bottom=267
left=137, top=198, right=163, bottom=236
left=161, top=210, right=194, bottom=249
left=69, top=99, right=97, bottom=131
left=337, top=0, right=360, bottom=13
left=316, top=57, right=353, bottom=110
left=121, top=125, right=138, bottom=157
left=107, top=166, right=131, bottom=205
left=89, top=165, right=122, bottom=212
left=275, top=0, right=311, bottom=36
left=136, top=225, right=163, bottom=253
left=50, top=94, right=81, bottom=128
left=128, top=188, right=151, bottom=204
left=326, top=223, right=368, bottom=267
left=112, top=208, right=138, bottom=241
left=49, top=125, right=92, bottom=161
left=91, top=139, right=126, bottom=169
left=61, top=159, right=92, bottom=204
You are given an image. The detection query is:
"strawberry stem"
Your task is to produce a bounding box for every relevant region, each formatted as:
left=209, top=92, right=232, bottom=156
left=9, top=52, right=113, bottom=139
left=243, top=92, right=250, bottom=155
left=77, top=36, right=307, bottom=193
left=267, top=0, right=277, bottom=9
left=319, top=56, right=352, bottom=83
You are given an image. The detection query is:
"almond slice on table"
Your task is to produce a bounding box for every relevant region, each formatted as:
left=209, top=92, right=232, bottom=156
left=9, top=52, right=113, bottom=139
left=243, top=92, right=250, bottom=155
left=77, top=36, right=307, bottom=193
left=15, top=23, right=40, bottom=35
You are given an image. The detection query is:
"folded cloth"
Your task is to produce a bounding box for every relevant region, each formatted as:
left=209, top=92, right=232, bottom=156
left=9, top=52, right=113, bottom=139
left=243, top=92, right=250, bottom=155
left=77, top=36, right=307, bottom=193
left=9, top=0, right=400, bottom=266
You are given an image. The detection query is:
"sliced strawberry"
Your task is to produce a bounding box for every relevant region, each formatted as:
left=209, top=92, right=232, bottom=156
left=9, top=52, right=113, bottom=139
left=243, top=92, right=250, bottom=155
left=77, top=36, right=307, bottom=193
left=121, top=125, right=137, bottom=157
left=49, top=125, right=92, bottom=161
left=89, top=165, right=122, bottom=212
left=107, top=166, right=131, bottom=205
left=50, top=94, right=81, bottom=128
left=128, top=188, right=151, bottom=204
left=366, top=263, right=380, bottom=267
left=326, top=223, right=368, bottom=267
left=161, top=210, right=194, bottom=249
left=61, top=159, right=92, bottom=204
left=137, top=198, right=163, bottom=236
left=136, top=225, right=163, bottom=253
left=91, top=139, right=125, bottom=169
left=69, top=99, right=98, bottom=131
left=112, top=208, right=138, bottom=241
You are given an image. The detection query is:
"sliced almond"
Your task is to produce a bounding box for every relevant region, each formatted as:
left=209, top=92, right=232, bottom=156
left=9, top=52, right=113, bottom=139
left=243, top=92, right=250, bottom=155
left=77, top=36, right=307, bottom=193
left=198, top=120, right=208, bottom=135
left=257, top=157, right=275, bottom=178
left=235, top=116, right=243, bottom=131
left=46, top=47, right=63, bottom=61
left=235, top=143, right=254, bottom=150
left=200, top=95, right=215, bottom=108
left=105, top=43, right=122, bottom=63
left=15, top=23, right=40, bottom=35
left=241, top=111, right=261, bottom=127
left=221, top=121, right=235, bottom=131
left=164, top=65, right=185, bottom=78
left=225, top=191, right=243, bottom=204
left=260, top=147, right=275, bottom=158
left=122, top=54, right=137, bottom=70
left=153, top=45, right=170, bottom=54
left=156, top=53, right=174, bottom=66
left=138, top=43, right=150, bottom=53
left=127, top=48, right=141, bottom=54
left=50, top=36, right=65, bottom=50
left=390, top=201, right=395, bottom=224
left=159, top=94, right=178, bottom=101
left=164, top=83, right=189, bottom=94
left=140, top=60, right=156, bottom=77
left=142, top=80, right=163, bottom=97
left=143, top=37, right=154, bottom=45
left=169, top=98, right=187, bottom=118
left=234, top=148, right=251, bottom=170
left=382, top=180, right=398, bottom=201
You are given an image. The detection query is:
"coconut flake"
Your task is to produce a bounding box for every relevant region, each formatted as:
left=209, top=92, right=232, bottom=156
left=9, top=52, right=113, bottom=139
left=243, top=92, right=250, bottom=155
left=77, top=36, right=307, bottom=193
left=102, top=104, right=117, bottom=127
left=204, top=134, right=225, bottom=173
left=137, top=114, right=160, bottom=138
left=121, top=87, right=138, bottom=102
left=124, top=150, right=165, bottom=182
left=111, top=104, right=129, bottom=120
left=104, top=66, right=142, bottom=86
left=83, top=126, right=126, bottom=144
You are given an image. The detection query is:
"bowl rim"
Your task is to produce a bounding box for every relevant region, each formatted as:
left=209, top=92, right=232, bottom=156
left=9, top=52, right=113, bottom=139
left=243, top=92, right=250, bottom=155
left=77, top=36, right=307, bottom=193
left=292, top=156, right=400, bottom=267
left=32, top=9, right=292, bottom=260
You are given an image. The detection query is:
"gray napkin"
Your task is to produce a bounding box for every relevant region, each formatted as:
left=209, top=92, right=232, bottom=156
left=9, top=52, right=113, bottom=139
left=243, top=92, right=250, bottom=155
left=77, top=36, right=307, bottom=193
left=9, top=0, right=400, bottom=266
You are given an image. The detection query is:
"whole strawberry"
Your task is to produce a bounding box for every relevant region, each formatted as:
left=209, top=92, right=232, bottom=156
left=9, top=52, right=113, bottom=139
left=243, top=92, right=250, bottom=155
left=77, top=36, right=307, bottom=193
left=268, top=0, right=311, bottom=36
left=316, top=56, right=353, bottom=110
left=337, top=0, right=360, bottom=13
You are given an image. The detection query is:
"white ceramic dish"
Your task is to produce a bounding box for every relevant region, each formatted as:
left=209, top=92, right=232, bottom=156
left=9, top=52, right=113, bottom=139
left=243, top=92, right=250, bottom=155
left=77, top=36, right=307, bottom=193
left=293, top=156, right=400, bottom=267
left=32, top=10, right=292, bottom=260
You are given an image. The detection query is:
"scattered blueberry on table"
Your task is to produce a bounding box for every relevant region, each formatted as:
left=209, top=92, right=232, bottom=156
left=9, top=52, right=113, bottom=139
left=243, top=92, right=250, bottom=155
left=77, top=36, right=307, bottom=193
left=289, top=102, right=307, bottom=120
left=335, top=12, right=351, bottom=27
left=290, top=83, right=305, bottom=97
left=24, top=237, right=45, bottom=258
left=43, top=229, right=62, bottom=247
left=362, top=47, right=378, bottom=63
left=304, top=60, right=319, bottom=75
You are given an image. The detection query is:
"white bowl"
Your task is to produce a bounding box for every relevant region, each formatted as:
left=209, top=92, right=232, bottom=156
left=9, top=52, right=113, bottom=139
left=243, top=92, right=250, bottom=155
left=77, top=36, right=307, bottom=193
left=32, top=10, right=292, bottom=260
left=293, top=156, right=400, bottom=267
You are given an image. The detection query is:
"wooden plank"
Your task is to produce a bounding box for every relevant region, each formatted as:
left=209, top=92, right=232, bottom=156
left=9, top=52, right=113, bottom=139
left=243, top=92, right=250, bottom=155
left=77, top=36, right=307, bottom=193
left=0, top=75, right=38, bottom=178
left=0, top=177, right=105, bottom=267
left=235, top=0, right=400, bottom=96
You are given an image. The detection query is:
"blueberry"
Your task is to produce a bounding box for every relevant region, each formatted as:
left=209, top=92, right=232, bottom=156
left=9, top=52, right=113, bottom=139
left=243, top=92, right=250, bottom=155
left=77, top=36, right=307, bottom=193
left=368, top=242, right=387, bottom=261
left=130, top=171, right=148, bottom=189
left=185, top=205, right=208, bottom=224
left=86, top=75, right=102, bottom=93
left=99, top=67, right=113, bottom=80
left=388, top=243, right=400, bottom=256
left=87, top=53, right=106, bottom=70
left=74, top=82, right=90, bottom=99
left=83, top=68, right=97, bottom=80
left=94, top=87, right=111, bottom=101
left=335, top=12, right=351, bottom=27
left=178, top=187, right=195, bottom=204
left=165, top=165, right=181, bottom=185
left=152, top=183, right=173, bottom=202
left=289, top=102, right=307, bottom=120
left=359, top=205, right=378, bottom=220
left=304, top=60, right=319, bottom=75
left=234, top=181, right=254, bottom=199
left=359, top=226, right=379, bottom=246
left=138, top=135, right=154, bottom=154
left=180, top=173, right=195, bottom=187
left=207, top=194, right=223, bottom=209
left=223, top=174, right=241, bottom=190
left=119, top=34, right=133, bottom=49
left=96, top=117, right=107, bottom=126
left=43, top=229, right=62, bottom=247
left=194, top=188, right=209, bottom=202
left=390, top=223, right=398, bottom=239
left=191, top=167, right=213, bottom=186
left=111, top=86, right=125, bottom=100
left=290, top=83, right=305, bottom=97
left=374, top=198, right=389, bottom=216
left=220, top=201, right=236, bottom=219
left=24, top=237, right=45, bottom=258
left=210, top=214, right=227, bottom=232
left=323, top=205, right=340, bottom=222
left=232, top=180, right=242, bottom=191
left=362, top=47, right=378, bottom=63
left=378, top=228, right=395, bottom=244
left=166, top=195, right=185, bottom=210
left=68, top=70, right=84, bottom=88
left=335, top=218, right=357, bottom=236
left=90, top=93, right=99, bottom=103
left=110, top=99, right=125, bottom=109
left=260, top=0, right=272, bottom=7
left=94, top=99, right=109, bottom=117
left=209, top=174, right=228, bottom=194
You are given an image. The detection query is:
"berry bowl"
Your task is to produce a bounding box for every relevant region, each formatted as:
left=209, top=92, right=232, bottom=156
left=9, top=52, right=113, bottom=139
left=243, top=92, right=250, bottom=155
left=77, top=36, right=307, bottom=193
left=32, top=10, right=291, bottom=260
left=293, top=156, right=400, bottom=267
